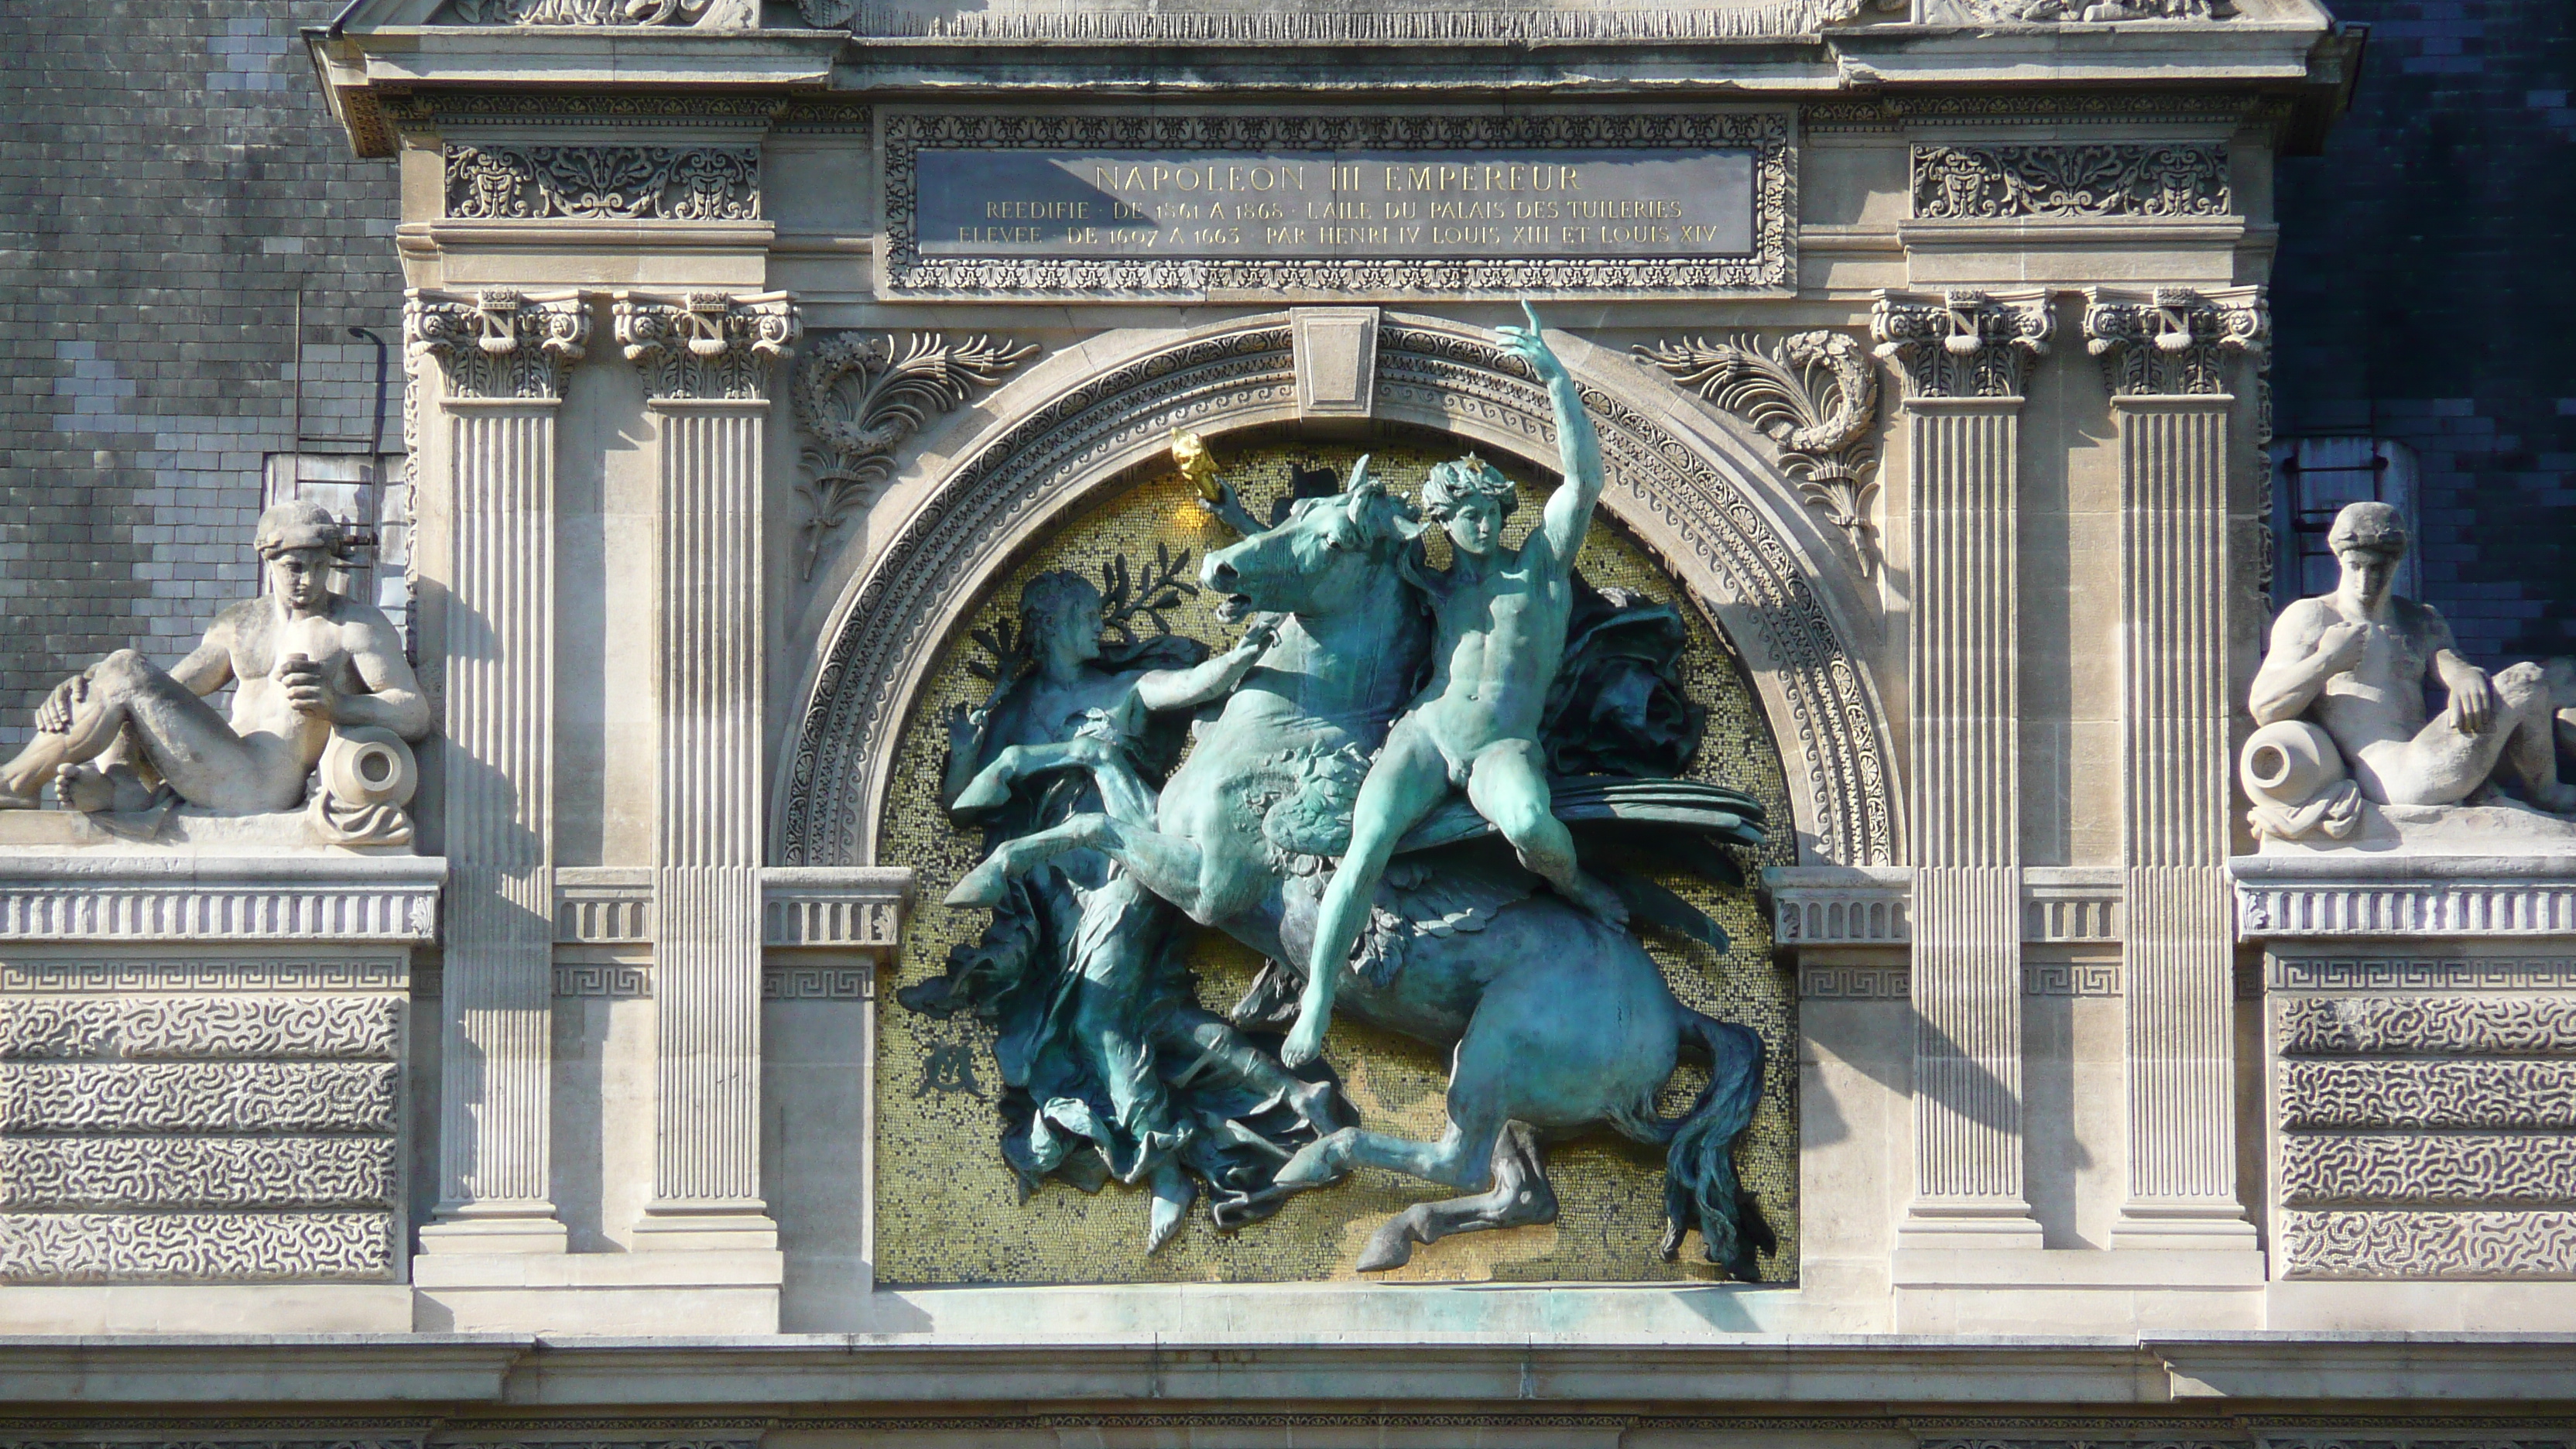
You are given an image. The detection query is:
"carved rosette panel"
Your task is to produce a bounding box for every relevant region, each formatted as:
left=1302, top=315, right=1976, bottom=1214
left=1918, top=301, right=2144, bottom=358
left=0, top=978, right=405, bottom=1283
left=1869, top=289, right=2054, bottom=399
left=404, top=288, right=591, bottom=401
left=613, top=291, right=800, bottom=402
left=444, top=144, right=759, bottom=221
left=882, top=111, right=1794, bottom=296
left=2082, top=286, right=2268, bottom=396
left=779, top=315, right=1897, bottom=872
left=1910, top=142, right=2232, bottom=221
left=2274, top=971, right=2576, bottom=1278
left=1637, top=331, right=1882, bottom=571
left=791, top=331, right=1040, bottom=578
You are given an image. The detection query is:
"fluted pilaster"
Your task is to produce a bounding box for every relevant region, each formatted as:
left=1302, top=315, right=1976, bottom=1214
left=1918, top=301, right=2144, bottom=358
left=2088, top=286, right=2265, bottom=1249
left=615, top=290, right=797, bottom=1248
left=1873, top=289, right=2050, bottom=1248
left=405, top=287, right=590, bottom=1252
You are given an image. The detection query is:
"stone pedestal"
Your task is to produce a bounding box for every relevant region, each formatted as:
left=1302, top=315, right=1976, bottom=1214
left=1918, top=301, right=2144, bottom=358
left=0, top=852, right=440, bottom=1333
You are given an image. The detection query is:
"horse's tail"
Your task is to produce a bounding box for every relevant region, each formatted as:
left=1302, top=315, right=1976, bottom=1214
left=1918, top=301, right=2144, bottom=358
left=1658, top=1009, right=1768, bottom=1282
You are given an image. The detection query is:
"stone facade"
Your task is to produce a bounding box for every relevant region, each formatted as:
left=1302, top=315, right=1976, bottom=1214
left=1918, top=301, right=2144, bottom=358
left=3, top=0, right=2576, bottom=1442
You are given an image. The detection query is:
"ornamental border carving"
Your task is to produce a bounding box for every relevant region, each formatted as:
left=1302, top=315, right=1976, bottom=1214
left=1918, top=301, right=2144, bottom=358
left=0, top=957, right=409, bottom=992
left=2281, top=1208, right=2576, bottom=1280
left=879, top=111, right=1794, bottom=296
left=2270, top=956, right=2576, bottom=992
left=776, top=313, right=1898, bottom=868
left=1911, top=142, right=2232, bottom=221
left=444, top=144, right=760, bottom=222
left=2239, top=880, right=2576, bottom=938
left=0, top=888, right=437, bottom=944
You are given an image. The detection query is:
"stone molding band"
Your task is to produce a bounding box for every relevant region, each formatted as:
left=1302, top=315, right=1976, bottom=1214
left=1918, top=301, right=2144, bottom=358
left=776, top=312, right=1897, bottom=871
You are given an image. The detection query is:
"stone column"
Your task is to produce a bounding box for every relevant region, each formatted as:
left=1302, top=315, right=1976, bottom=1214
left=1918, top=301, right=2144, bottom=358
left=2085, top=286, right=2267, bottom=1250
left=1872, top=289, right=2052, bottom=1249
left=404, top=287, right=591, bottom=1252
left=614, top=290, right=800, bottom=1249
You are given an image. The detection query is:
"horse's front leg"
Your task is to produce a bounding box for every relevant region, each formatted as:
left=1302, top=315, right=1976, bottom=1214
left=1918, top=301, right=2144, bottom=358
left=955, top=738, right=1160, bottom=828
left=944, top=811, right=1212, bottom=919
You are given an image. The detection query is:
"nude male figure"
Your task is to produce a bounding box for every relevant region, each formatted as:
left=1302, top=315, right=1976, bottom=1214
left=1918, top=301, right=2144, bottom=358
left=2251, top=499, right=2576, bottom=813
left=0, top=500, right=430, bottom=815
left=1288, top=303, right=1627, bottom=1070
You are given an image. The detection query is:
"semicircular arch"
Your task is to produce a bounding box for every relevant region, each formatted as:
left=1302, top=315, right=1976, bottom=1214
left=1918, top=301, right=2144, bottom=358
left=774, top=311, right=1899, bottom=869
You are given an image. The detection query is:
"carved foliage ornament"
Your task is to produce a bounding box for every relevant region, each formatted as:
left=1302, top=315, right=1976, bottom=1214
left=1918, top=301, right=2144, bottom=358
left=613, top=291, right=800, bottom=402
left=2081, top=286, right=2267, bottom=396
left=791, top=331, right=1040, bottom=578
left=444, top=144, right=759, bottom=222
left=1912, top=143, right=2232, bottom=221
left=1936, top=0, right=2234, bottom=22
left=1639, top=331, right=1881, bottom=572
left=445, top=0, right=796, bottom=26
left=404, top=288, right=590, bottom=402
left=1869, top=289, right=2054, bottom=399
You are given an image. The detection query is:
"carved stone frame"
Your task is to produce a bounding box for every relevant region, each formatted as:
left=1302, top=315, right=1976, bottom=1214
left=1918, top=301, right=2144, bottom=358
left=879, top=110, right=1795, bottom=297
left=774, top=312, right=1897, bottom=871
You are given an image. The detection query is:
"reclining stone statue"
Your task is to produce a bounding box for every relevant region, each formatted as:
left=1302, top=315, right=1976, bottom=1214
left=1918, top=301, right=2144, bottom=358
left=2245, top=499, right=2576, bottom=843
left=0, top=500, right=430, bottom=843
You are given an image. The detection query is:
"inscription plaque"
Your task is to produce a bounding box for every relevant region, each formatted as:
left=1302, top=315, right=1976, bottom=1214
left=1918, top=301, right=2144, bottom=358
left=881, top=113, right=1794, bottom=296
left=917, top=149, right=1756, bottom=262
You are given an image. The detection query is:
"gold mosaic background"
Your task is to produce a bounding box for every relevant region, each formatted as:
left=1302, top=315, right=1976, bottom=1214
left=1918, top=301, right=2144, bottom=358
left=875, top=440, right=1800, bottom=1286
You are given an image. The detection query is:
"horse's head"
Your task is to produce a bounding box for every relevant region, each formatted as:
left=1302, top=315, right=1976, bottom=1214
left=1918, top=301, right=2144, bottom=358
left=1201, top=455, right=1421, bottom=622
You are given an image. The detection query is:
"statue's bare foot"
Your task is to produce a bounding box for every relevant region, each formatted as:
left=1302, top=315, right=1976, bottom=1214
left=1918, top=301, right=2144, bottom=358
left=1565, top=871, right=1632, bottom=930
left=52, top=764, right=118, bottom=814
left=944, top=855, right=1016, bottom=908
left=1279, top=1014, right=1327, bottom=1070
left=1146, top=1163, right=1194, bottom=1253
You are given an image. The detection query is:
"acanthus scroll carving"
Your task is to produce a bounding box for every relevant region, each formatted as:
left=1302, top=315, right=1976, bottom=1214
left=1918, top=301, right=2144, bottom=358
left=1638, top=331, right=1882, bottom=573
left=2082, top=286, right=2267, bottom=396
left=790, top=331, right=1039, bottom=579
left=612, top=290, right=800, bottom=402
left=444, top=143, right=759, bottom=221
left=404, top=288, right=590, bottom=401
left=1870, top=289, right=2054, bottom=399
left=1912, top=142, right=2232, bottom=221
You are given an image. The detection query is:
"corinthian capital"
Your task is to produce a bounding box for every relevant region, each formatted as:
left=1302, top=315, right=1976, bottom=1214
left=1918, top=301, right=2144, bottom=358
left=612, top=290, right=800, bottom=401
left=2082, top=286, right=2268, bottom=396
left=1869, top=288, right=2054, bottom=400
left=403, top=288, right=591, bottom=401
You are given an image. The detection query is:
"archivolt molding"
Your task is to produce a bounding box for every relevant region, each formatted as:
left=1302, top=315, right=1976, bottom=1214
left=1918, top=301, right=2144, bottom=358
left=775, top=313, right=1899, bottom=870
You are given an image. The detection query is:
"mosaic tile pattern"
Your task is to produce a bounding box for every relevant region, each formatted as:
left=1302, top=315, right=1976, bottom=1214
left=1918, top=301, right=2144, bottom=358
left=875, top=441, right=1798, bottom=1285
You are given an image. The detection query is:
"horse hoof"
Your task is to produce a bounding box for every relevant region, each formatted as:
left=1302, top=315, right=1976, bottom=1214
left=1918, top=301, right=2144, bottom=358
left=1146, top=1197, right=1189, bottom=1253
left=1290, top=1080, right=1350, bottom=1135
left=1355, top=1223, right=1416, bottom=1273
left=1274, top=1139, right=1340, bottom=1189
left=954, top=774, right=1012, bottom=813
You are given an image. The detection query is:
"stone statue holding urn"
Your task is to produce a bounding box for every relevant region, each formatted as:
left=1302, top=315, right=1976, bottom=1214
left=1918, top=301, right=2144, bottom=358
left=0, top=500, right=430, bottom=844
left=2245, top=499, right=2576, bottom=845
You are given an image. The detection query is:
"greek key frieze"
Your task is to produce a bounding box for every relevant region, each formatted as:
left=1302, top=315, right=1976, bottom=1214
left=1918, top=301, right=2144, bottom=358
left=1797, top=965, right=1910, bottom=999
left=0, top=996, right=400, bottom=1060
left=762, top=967, right=872, bottom=1000
left=553, top=964, right=652, bottom=999
left=1910, top=142, right=2231, bottom=221
left=0, top=955, right=406, bottom=992
left=0, top=1061, right=398, bottom=1134
left=0, top=1209, right=393, bottom=1283
left=2281, top=1208, right=2576, bottom=1279
left=2279, top=1059, right=2576, bottom=1132
left=0, top=1136, right=396, bottom=1210
left=2280, top=995, right=2576, bottom=1057
left=2022, top=962, right=2122, bottom=997
left=444, top=144, right=759, bottom=221
left=2280, top=1132, right=2576, bottom=1208
left=2270, top=956, right=2576, bottom=992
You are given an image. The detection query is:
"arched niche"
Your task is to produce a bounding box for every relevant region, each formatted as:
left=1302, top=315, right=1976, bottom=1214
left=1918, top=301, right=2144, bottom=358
left=774, top=311, right=1899, bottom=869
